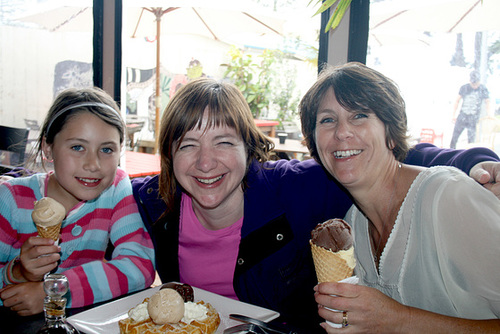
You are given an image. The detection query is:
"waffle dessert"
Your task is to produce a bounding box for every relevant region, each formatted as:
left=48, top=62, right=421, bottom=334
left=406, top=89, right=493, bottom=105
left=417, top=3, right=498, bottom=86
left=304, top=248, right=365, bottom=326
left=118, top=284, right=220, bottom=334
left=310, top=218, right=356, bottom=282
left=32, top=197, right=66, bottom=242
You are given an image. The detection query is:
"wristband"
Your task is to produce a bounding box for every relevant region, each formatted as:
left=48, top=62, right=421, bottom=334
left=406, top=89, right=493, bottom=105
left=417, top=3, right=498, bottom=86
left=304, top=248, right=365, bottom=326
left=3, top=256, right=27, bottom=284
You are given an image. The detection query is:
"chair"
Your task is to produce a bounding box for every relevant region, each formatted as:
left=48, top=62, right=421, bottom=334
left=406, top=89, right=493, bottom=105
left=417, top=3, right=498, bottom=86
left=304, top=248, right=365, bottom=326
left=281, top=121, right=302, bottom=140
left=125, top=117, right=145, bottom=151
left=470, top=117, right=500, bottom=150
left=0, top=125, right=29, bottom=166
left=24, top=119, right=41, bottom=147
left=24, top=119, right=40, bottom=131
left=419, top=128, right=444, bottom=147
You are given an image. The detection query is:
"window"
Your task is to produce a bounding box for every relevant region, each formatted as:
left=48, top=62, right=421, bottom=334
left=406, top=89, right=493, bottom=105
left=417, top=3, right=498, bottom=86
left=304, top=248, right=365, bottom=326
left=0, top=0, right=94, bottom=133
left=368, top=0, right=500, bottom=151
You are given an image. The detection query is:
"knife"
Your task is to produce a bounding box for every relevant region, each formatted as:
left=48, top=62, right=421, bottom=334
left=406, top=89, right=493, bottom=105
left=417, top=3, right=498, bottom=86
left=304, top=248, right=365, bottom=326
left=229, top=314, right=296, bottom=334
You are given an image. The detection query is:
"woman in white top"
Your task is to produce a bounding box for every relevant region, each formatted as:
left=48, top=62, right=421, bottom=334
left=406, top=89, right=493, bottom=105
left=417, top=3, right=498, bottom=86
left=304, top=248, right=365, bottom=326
left=300, top=62, right=500, bottom=333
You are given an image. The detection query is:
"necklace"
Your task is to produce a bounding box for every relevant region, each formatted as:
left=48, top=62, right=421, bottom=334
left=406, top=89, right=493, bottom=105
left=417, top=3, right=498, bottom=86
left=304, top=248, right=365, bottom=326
left=372, top=162, right=402, bottom=266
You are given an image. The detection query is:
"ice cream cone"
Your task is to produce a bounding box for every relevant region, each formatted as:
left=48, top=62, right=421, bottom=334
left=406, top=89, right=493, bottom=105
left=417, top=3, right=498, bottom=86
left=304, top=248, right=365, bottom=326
left=310, top=241, right=354, bottom=283
left=32, top=197, right=66, bottom=242
left=36, top=223, right=62, bottom=242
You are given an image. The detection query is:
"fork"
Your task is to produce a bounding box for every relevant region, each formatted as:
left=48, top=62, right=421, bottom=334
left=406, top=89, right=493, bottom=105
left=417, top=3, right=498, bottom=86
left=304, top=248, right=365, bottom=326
left=223, top=323, right=270, bottom=334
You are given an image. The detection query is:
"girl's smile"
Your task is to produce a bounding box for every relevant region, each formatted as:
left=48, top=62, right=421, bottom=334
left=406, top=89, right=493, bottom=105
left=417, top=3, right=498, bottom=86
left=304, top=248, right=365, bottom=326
left=43, top=112, right=121, bottom=210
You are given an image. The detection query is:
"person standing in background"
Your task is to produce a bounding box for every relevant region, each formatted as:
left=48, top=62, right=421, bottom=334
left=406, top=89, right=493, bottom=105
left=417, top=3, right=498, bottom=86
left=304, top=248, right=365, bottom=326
left=450, top=70, right=492, bottom=148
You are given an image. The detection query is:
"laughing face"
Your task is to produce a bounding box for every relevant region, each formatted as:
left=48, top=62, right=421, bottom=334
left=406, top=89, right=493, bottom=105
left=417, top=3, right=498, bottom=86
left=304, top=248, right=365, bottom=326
left=172, top=111, right=247, bottom=214
left=315, top=88, right=394, bottom=190
left=43, top=112, right=121, bottom=208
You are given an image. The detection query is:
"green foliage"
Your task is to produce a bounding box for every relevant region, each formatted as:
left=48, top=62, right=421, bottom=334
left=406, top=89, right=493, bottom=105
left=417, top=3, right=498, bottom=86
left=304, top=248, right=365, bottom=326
left=222, top=46, right=279, bottom=119
left=271, top=52, right=300, bottom=128
left=222, top=46, right=303, bottom=126
left=309, top=0, right=352, bottom=32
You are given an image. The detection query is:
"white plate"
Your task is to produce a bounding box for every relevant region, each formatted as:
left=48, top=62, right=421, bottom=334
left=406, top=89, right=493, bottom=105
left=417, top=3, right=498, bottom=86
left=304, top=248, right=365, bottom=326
left=67, top=285, right=280, bottom=333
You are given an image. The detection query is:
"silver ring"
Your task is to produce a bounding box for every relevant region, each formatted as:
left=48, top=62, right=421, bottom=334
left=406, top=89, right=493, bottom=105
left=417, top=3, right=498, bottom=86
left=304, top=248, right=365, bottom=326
left=342, top=310, right=348, bottom=327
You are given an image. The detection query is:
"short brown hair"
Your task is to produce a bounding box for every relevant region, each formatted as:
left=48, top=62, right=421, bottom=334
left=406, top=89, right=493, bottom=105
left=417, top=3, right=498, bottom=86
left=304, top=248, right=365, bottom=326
left=299, top=62, right=410, bottom=165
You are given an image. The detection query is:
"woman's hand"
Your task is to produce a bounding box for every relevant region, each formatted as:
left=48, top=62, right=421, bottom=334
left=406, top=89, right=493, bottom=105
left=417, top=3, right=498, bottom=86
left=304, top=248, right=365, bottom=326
left=17, top=236, right=60, bottom=282
left=0, top=282, right=45, bottom=316
left=314, top=281, right=500, bottom=333
left=314, top=282, right=410, bottom=333
left=470, top=161, right=500, bottom=199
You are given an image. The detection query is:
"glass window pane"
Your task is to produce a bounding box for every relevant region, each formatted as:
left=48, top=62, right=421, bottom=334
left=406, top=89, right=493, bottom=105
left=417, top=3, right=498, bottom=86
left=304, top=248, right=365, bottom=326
left=368, top=0, right=500, bottom=152
left=121, top=0, right=319, bottom=153
left=0, top=0, right=93, bottom=145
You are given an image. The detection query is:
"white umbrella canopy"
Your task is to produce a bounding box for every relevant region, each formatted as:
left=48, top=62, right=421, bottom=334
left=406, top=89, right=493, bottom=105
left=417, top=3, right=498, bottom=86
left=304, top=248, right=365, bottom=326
left=370, top=0, right=500, bottom=34
left=17, top=6, right=93, bottom=33
left=17, top=1, right=284, bottom=147
left=125, top=5, right=283, bottom=42
left=18, top=2, right=284, bottom=41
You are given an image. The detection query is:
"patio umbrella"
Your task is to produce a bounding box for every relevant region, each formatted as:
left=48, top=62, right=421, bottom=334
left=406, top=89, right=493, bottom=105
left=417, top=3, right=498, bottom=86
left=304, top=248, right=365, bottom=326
left=18, top=2, right=284, bottom=150
left=370, top=0, right=500, bottom=34
left=124, top=5, right=283, bottom=145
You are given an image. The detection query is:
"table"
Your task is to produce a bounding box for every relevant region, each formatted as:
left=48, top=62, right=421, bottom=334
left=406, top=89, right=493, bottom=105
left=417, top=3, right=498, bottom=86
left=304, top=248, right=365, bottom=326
left=254, top=119, right=279, bottom=137
left=270, top=137, right=310, bottom=160
left=0, top=304, right=90, bottom=334
left=0, top=297, right=304, bottom=334
left=0, top=290, right=139, bottom=334
left=124, top=151, right=160, bottom=178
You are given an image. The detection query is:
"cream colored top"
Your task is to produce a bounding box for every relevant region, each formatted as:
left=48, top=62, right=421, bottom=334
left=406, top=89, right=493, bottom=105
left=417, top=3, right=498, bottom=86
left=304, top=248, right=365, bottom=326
left=347, top=166, right=500, bottom=319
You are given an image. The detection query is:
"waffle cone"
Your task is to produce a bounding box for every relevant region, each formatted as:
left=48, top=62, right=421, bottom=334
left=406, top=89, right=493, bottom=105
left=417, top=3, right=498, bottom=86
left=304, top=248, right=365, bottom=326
left=119, top=300, right=220, bottom=334
left=310, top=241, right=354, bottom=283
left=36, top=223, right=62, bottom=241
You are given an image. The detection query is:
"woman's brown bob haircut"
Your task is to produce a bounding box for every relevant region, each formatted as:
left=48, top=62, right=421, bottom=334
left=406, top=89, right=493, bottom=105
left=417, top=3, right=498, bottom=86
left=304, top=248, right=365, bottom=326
left=300, top=62, right=410, bottom=165
left=158, top=77, right=273, bottom=211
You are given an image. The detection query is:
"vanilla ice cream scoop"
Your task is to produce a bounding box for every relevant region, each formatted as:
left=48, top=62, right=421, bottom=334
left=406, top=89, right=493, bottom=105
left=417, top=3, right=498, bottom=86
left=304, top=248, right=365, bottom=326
left=32, top=197, right=66, bottom=241
left=147, top=288, right=185, bottom=325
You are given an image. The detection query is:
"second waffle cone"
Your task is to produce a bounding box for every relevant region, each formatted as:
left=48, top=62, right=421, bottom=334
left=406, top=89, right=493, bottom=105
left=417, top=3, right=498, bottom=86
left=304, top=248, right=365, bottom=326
left=310, top=241, right=354, bottom=283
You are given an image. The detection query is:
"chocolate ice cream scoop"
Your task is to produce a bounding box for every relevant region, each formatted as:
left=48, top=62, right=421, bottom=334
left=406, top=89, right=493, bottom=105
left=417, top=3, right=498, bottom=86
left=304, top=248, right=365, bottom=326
left=310, top=218, right=353, bottom=252
left=160, top=282, right=194, bottom=302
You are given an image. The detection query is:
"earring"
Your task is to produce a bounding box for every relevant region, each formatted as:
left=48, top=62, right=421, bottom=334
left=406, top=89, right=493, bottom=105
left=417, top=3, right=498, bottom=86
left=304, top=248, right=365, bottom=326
left=43, top=153, right=53, bottom=162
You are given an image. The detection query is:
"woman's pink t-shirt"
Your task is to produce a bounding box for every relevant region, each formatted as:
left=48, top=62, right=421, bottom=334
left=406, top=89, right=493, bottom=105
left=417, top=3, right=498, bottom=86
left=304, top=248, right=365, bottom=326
left=178, top=193, right=243, bottom=300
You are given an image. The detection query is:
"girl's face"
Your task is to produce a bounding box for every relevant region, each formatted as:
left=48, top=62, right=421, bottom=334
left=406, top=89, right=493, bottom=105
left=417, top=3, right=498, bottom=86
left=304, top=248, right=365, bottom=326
left=315, top=88, right=392, bottom=190
left=172, top=111, right=247, bottom=212
left=43, top=112, right=121, bottom=207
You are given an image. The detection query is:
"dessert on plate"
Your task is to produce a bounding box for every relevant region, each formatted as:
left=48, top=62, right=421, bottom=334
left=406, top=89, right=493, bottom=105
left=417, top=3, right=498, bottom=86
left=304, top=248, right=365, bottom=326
left=32, top=197, right=66, bottom=242
left=119, top=283, right=220, bottom=334
left=310, top=218, right=356, bottom=282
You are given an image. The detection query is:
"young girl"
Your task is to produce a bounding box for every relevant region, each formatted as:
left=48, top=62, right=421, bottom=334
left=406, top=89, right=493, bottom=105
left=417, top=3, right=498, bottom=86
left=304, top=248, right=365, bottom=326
left=0, top=87, right=155, bottom=316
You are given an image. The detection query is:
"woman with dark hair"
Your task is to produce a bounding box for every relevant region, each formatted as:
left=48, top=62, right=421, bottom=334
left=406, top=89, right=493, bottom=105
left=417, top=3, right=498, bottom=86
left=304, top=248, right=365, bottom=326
left=302, top=63, right=500, bottom=333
